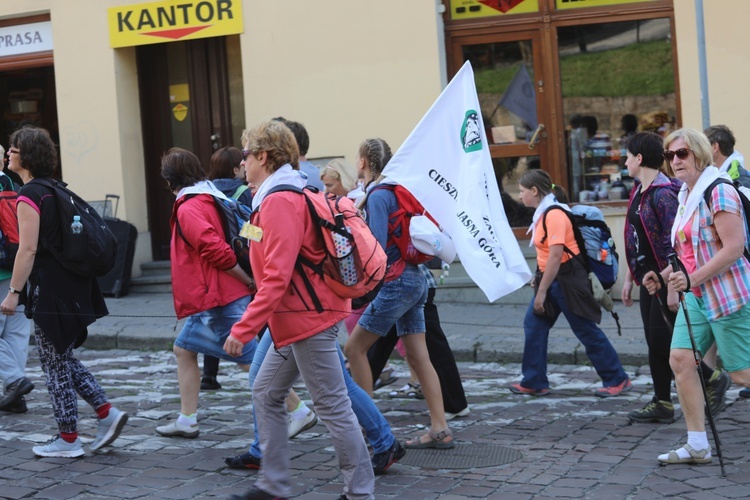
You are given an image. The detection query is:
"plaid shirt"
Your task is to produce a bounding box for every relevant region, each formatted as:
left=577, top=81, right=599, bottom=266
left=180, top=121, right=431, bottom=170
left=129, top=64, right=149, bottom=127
left=419, top=263, right=437, bottom=289
left=680, top=183, right=750, bottom=320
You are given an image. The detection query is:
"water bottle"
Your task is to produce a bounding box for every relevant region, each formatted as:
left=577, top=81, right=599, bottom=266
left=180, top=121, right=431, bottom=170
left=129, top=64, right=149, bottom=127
left=71, top=215, right=83, bottom=234
left=600, top=240, right=609, bottom=263
left=332, top=214, right=358, bottom=286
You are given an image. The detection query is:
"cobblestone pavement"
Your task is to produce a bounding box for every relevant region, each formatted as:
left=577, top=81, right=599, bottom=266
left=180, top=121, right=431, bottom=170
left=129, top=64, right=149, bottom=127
left=2, top=349, right=749, bottom=499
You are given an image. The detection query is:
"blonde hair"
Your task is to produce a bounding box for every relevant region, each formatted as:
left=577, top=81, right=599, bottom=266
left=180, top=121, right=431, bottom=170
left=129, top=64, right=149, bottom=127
left=321, top=158, right=358, bottom=192
left=663, top=128, right=713, bottom=171
left=241, top=120, right=300, bottom=172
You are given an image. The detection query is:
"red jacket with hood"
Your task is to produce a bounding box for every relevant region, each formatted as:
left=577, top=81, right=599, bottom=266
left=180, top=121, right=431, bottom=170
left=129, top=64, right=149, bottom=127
left=229, top=191, right=350, bottom=348
left=170, top=194, right=251, bottom=318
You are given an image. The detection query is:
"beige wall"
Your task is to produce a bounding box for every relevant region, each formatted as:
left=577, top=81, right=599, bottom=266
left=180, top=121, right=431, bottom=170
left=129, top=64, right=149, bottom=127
left=0, top=1, right=151, bottom=268
left=240, top=0, right=445, bottom=161
left=674, top=0, right=748, bottom=151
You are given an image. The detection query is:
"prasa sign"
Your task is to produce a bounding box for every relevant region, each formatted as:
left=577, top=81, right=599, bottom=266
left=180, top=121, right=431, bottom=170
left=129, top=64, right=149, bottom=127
left=108, top=0, right=243, bottom=48
left=0, top=22, right=53, bottom=58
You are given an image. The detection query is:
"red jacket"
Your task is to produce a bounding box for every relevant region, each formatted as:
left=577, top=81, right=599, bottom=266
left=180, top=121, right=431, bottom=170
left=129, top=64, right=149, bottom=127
left=230, top=191, right=350, bottom=348
left=170, top=194, right=251, bottom=318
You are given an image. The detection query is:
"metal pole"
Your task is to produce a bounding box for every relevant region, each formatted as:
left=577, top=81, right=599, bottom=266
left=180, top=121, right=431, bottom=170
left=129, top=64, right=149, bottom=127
left=695, top=0, right=710, bottom=129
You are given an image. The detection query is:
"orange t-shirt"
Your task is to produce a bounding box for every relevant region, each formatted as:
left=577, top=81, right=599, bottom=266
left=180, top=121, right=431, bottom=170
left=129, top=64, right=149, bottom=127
left=534, top=208, right=580, bottom=271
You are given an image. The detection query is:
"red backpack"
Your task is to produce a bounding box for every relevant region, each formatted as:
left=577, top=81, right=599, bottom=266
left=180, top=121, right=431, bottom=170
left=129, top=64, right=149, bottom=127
left=264, top=185, right=388, bottom=312
left=372, top=184, right=437, bottom=265
left=0, top=191, right=19, bottom=270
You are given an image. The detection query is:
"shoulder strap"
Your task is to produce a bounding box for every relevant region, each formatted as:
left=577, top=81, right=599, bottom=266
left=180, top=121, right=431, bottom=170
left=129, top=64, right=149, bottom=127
left=174, top=194, right=198, bottom=249
left=541, top=205, right=590, bottom=270
left=231, top=184, right=249, bottom=200
left=703, top=178, right=750, bottom=262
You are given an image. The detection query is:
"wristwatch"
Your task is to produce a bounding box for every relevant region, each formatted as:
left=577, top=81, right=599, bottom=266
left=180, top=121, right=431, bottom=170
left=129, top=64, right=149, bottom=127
left=8, top=286, right=21, bottom=295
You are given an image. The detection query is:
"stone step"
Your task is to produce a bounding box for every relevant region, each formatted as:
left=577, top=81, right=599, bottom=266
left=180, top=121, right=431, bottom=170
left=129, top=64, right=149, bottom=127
left=130, top=260, right=172, bottom=294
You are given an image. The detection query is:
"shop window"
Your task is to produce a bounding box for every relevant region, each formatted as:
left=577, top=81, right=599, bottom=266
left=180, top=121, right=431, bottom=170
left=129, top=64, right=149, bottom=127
left=462, top=40, right=541, bottom=223
left=558, top=18, right=676, bottom=203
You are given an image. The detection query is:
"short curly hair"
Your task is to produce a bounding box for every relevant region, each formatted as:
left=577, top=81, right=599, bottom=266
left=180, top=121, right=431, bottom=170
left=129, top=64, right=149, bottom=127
left=9, top=126, right=57, bottom=178
left=242, top=120, right=299, bottom=172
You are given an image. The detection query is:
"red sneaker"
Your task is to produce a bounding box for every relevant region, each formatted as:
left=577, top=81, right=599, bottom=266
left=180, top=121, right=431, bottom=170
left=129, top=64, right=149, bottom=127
left=508, top=383, right=550, bottom=396
left=595, top=378, right=632, bottom=398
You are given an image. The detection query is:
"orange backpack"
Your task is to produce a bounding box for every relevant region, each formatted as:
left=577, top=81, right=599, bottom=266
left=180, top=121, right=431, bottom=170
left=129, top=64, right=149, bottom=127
left=266, top=185, right=387, bottom=312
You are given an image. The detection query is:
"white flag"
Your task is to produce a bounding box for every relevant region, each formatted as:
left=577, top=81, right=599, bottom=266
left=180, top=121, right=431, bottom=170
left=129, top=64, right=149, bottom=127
left=381, top=61, right=532, bottom=302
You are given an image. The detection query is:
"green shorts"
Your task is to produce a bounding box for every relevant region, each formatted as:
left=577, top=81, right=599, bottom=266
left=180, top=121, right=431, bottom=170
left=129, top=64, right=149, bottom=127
left=671, top=293, right=750, bottom=372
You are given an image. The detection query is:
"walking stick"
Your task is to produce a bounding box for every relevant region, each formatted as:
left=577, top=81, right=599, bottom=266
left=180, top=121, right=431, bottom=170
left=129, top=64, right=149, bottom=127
left=668, top=253, right=726, bottom=476
left=636, top=255, right=673, bottom=330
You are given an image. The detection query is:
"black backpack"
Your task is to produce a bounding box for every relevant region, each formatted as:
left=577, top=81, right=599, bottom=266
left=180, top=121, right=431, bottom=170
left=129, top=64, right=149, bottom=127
left=35, top=178, right=118, bottom=277
left=176, top=194, right=253, bottom=277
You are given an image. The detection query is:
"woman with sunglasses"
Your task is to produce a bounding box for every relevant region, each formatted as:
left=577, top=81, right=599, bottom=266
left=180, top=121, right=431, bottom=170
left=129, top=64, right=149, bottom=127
left=643, top=128, right=750, bottom=465
left=621, top=132, right=728, bottom=425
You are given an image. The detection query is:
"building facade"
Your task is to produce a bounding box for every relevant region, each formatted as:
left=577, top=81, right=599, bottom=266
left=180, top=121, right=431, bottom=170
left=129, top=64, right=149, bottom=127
left=0, top=0, right=744, bottom=277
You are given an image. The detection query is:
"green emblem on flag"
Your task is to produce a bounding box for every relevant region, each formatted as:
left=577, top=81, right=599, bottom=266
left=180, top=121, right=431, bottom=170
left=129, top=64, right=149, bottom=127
left=461, top=110, right=482, bottom=153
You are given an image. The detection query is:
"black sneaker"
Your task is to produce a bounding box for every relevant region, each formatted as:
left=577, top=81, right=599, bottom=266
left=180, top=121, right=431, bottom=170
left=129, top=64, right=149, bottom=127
left=372, top=439, right=406, bottom=475
left=740, top=388, right=750, bottom=398
left=224, top=451, right=261, bottom=470
left=706, top=370, right=730, bottom=416
left=5, top=396, right=27, bottom=414
left=0, top=376, right=34, bottom=410
left=628, top=397, right=676, bottom=424
left=200, top=376, right=221, bottom=390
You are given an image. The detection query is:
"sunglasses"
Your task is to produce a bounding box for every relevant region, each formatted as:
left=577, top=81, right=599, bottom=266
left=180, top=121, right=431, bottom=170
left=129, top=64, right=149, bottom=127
left=663, top=148, right=693, bottom=162
left=241, top=149, right=251, bottom=161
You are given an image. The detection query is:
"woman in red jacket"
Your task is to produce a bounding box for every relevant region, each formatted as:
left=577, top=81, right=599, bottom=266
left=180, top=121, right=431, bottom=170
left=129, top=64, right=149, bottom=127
left=224, top=120, right=374, bottom=500
left=156, top=148, right=257, bottom=440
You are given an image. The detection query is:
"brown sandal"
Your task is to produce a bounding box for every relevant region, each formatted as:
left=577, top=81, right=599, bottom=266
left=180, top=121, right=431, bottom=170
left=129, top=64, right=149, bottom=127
left=404, top=428, right=455, bottom=449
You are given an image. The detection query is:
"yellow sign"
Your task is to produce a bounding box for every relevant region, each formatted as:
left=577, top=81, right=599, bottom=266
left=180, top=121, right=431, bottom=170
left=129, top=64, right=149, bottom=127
left=450, top=0, right=538, bottom=20
left=169, top=83, right=190, bottom=103
left=108, top=0, right=243, bottom=48
left=172, top=103, right=188, bottom=122
left=556, top=0, right=654, bottom=9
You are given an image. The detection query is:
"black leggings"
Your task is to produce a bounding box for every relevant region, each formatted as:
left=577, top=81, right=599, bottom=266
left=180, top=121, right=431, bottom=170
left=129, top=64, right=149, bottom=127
left=367, top=288, right=468, bottom=413
left=639, top=285, right=713, bottom=401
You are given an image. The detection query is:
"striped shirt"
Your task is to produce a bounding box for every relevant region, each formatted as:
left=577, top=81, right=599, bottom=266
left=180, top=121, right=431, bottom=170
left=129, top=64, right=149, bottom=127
left=680, top=182, right=750, bottom=320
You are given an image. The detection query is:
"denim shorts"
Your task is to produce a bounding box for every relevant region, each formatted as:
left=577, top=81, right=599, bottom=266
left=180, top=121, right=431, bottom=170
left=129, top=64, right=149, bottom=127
left=358, top=264, right=427, bottom=336
left=672, top=293, right=750, bottom=372
left=174, top=295, right=257, bottom=364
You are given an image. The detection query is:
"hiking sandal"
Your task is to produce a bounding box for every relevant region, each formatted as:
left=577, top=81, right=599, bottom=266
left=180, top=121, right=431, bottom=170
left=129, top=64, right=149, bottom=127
left=404, top=428, right=455, bottom=449
left=388, top=382, right=423, bottom=399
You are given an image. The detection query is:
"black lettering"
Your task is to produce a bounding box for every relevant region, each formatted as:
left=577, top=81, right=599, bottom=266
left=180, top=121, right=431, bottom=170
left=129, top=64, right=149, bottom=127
left=118, top=11, right=134, bottom=32
left=24, top=32, right=31, bottom=44
left=176, top=4, right=192, bottom=24
left=14, top=34, right=22, bottom=45
left=3, top=35, right=10, bottom=47
left=195, top=1, right=214, bottom=22
left=157, top=6, right=176, bottom=27
left=217, top=0, right=232, bottom=19
left=137, top=9, right=156, bottom=30
left=33, top=31, right=42, bottom=43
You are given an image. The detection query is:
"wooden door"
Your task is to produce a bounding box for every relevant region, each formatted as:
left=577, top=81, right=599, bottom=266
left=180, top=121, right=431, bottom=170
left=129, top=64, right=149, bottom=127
left=137, top=38, right=234, bottom=260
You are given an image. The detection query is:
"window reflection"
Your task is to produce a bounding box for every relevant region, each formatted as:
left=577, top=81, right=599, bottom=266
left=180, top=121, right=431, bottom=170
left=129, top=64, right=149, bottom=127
left=558, top=19, right=676, bottom=202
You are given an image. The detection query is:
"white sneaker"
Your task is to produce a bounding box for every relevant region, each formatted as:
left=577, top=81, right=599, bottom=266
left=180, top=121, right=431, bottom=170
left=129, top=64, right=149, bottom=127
left=445, top=407, right=470, bottom=421
left=33, top=435, right=85, bottom=458
left=288, top=411, right=318, bottom=439
left=90, top=407, right=129, bottom=451
left=156, top=419, right=200, bottom=439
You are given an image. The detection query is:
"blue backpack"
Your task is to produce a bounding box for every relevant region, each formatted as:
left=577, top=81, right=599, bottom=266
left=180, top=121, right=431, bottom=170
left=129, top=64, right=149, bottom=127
left=176, top=194, right=253, bottom=277
left=542, top=204, right=619, bottom=290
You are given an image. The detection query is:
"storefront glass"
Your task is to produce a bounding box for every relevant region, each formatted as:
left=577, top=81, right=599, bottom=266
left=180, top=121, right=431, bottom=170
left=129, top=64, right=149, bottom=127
left=558, top=18, right=676, bottom=203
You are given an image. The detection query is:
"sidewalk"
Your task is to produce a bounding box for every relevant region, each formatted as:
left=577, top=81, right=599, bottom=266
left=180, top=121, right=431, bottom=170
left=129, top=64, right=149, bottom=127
left=88, top=290, right=647, bottom=365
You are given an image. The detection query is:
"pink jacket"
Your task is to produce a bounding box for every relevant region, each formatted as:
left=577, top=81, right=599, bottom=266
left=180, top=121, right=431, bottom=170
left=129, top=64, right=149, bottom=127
left=230, top=191, right=350, bottom=347
left=170, top=194, right=251, bottom=318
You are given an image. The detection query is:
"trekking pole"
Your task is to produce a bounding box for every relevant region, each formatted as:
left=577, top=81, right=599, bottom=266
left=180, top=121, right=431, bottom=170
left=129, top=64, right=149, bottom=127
left=636, top=256, right=673, bottom=330
left=667, top=253, right=726, bottom=477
